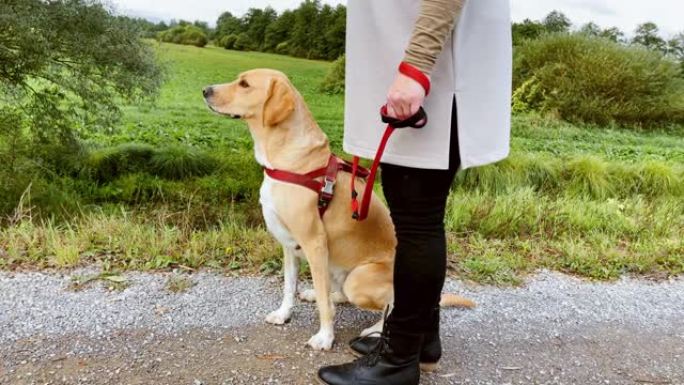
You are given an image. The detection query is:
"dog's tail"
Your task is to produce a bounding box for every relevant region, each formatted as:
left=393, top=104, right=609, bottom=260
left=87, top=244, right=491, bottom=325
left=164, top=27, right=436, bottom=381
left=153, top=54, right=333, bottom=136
left=439, top=293, right=476, bottom=309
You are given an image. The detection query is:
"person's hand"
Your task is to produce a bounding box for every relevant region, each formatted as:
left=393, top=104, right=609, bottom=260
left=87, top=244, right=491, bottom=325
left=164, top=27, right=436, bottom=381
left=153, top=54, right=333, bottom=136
left=385, top=72, right=427, bottom=120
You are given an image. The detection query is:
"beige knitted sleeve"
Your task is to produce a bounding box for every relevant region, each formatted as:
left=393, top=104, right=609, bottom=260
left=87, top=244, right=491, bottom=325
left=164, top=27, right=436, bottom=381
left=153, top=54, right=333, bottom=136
left=403, top=0, right=465, bottom=76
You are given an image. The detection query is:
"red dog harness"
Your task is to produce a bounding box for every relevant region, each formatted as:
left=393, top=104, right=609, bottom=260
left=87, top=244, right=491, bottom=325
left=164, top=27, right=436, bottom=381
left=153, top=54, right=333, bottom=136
left=264, top=155, right=370, bottom=217
left=264, top=62, right=430, bottom=220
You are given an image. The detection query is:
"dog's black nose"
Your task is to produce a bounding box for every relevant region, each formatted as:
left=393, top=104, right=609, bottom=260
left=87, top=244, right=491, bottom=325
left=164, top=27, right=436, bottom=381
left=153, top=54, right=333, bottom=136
left=203, top=86, right=213, bottom=98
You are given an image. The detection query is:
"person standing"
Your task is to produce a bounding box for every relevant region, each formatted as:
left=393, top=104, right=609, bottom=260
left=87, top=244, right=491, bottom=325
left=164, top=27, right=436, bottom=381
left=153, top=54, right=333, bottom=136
left=317, top=0, right=512, bottom=384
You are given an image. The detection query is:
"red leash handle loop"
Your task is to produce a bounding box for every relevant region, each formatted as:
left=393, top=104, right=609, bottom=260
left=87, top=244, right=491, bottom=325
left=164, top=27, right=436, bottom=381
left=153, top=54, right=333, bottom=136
left=350, top=62, right=430, bottom=221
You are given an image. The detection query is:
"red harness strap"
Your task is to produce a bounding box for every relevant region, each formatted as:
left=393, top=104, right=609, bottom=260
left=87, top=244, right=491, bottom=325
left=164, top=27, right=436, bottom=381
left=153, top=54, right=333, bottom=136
left=264, top=155, right=370, bottom=217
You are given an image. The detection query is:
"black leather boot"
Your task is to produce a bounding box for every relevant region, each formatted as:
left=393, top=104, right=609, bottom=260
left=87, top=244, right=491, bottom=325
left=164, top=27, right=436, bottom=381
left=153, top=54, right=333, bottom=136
left=317, top=328, right=423, bottom=385
left=349, top=307, right=441, bottom=372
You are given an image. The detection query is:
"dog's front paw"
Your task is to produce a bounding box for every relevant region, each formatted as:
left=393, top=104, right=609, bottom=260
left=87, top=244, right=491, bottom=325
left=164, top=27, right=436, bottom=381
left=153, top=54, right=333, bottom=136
left=299, top=289, right=316, bottom=303
left=265, top=308, right=292, bottom=325
left=307, top=330, right=334, bottom=350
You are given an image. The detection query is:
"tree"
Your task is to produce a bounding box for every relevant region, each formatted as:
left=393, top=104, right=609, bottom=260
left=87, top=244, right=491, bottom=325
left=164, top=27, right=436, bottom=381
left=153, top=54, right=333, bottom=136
left=633, top=22, right=667, bottom=52
left=290, top=0, right=322, bottom=58
left=0, top=0, right=162, bottom=155
left=216, top=12, right=243, bottom=37
left=543, top=11, right=571, bottom=33
left=580, top=23, right=624, bottom=43
left=512, top=19, right=546, bottom=45
left=579, top=22, right=601, bottom=36
left=600, top=27, right=625, bottom=43
left=666, top=32, right=684, bottom=74
left=193, top=20, right=212, bottom=36
left=323, top=5, right=347, bottom=60
left=264, top=10, right=296, bottom=52
left=243, top=7, right=278, bottom=51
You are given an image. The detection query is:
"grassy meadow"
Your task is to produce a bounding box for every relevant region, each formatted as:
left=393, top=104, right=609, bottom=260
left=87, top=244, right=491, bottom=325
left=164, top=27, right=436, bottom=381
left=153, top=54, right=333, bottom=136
left=1, top=43, right=683, bottom=284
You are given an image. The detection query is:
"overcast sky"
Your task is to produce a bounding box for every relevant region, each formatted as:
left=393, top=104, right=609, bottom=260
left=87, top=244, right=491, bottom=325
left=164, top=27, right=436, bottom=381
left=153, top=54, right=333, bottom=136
left=108, top=0, right=683, bottom=37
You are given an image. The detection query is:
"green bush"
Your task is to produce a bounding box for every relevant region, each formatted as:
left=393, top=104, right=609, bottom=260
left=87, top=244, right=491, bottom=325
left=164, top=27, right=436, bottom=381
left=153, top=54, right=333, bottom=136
left=84, top=143, right=156, bottom=182
left=157, top=25, right=208, bottom=47
left=221, top=34, right=238, bottom=50
left=234, top=33, right=253, bottom=51
left=149, top=146, right=217, bottom=180
left=319, top=55, right=346, bottom=95
left=275, top=42, right=289, bottom=55
left=513, top=33, right=684, bottom=128
left=83, top=143, right=217, bottom=182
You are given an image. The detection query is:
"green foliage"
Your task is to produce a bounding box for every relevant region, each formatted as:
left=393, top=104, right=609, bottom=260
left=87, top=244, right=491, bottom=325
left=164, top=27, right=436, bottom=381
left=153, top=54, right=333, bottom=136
left=512, top=19, right=547, bottom=45
left=84, top=143, right=156, bottom=182
left=0, top=0, right=162, bottom=141
left=83, top=144, right=217, bottom=182
left=542, top=10, right=571, bottom=33
left=456, top=153, right=684, bottom=200
left=579, top=22, right=624, bottom=43
left=157, top=24, right=208, bottom=47
left=0, top=0, right=163, bottom=212
left=319, top=55, right=346, bottom=94
left=213, top=1, right=345, bottom=60
left=513, top=33, right=684, bottom=127
left=217, top=34, right=239, bottom=49
left=149, top=146, right=217, bottom=180
left=632, top=22, right=667, bottom=52
left=234, top=33, right=253, bottom=51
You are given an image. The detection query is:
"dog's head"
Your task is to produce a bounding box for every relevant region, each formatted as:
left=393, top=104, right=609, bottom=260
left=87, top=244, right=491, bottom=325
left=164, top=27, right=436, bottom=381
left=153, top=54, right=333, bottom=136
left=203, top=69, right=296, bottom=127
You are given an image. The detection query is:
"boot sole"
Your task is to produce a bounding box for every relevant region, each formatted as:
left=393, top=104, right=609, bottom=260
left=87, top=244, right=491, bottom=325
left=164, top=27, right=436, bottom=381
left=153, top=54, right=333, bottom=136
left=347, top=347, right=439, bottom=373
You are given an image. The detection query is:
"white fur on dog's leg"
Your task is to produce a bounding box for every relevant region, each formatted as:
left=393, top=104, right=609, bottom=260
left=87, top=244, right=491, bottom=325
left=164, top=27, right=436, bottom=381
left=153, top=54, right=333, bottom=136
left=299, top=289, right=346, bottom=304
left=265, top=307, right=292, bottom=325
left=360, top=317, right=384, bottom=337
left=299, top=288, right=316, bottom=302
left=307, top=327, right=335, bottom=350
left=265, top=248, right=299, bottom=325
left=331, top=291, right=348, bottom=304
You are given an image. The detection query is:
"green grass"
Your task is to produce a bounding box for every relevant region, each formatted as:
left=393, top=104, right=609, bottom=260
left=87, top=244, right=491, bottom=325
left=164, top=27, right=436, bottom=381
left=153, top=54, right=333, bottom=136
left=1, top=43, right=683, bottom=284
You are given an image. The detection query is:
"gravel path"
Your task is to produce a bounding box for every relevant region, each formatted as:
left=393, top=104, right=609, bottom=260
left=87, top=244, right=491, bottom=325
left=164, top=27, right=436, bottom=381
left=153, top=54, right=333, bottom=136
left=1, top=270, right=683, bottom=385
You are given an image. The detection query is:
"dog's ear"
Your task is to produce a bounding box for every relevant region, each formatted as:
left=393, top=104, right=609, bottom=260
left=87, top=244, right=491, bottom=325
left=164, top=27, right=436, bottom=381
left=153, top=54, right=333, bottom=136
left=263, top=77, right=295, bottom=127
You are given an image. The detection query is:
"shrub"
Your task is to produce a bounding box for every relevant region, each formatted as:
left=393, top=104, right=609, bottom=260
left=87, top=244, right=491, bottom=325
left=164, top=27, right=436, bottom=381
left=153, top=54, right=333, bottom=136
left=149, top=146, right=217, bottom=180
left=157, top=25, right=208, bottom=47
left=319, top=55, right=346, bottom=95
left=83, top=143, right=217, bottom=182
left=513, top=33, right=684, bottom=128
left=222, top=34, right=238, bottom=50
left=84, top=143, right=156, bottom=182
left=234, top=33, right=253, bottom=51
left=275, top=42, right=289, bottom=55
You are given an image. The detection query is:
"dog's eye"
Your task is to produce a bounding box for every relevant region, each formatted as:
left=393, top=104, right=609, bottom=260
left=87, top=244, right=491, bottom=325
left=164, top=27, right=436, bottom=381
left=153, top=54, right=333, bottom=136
left=239, top=80, right=249, bottom=88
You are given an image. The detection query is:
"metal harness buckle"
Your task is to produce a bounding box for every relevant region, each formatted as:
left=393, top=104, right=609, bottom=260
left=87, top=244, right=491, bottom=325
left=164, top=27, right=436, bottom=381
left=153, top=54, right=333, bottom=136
left=318, top=178, right=335, bottom=208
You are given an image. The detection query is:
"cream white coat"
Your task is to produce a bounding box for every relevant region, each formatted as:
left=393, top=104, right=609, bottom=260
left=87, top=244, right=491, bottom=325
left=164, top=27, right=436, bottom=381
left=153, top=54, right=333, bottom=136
left=344, top=0, right=513, bottom=170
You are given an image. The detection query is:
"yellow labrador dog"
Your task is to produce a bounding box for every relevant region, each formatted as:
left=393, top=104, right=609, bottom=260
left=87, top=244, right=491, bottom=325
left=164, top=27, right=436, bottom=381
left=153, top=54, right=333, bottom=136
left=203, top=69, right=473, bottom=350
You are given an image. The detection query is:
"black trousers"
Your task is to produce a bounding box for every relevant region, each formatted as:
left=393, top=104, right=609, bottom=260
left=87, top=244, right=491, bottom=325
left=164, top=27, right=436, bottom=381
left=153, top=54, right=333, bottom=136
left=381, top=99, right=460, bottom=333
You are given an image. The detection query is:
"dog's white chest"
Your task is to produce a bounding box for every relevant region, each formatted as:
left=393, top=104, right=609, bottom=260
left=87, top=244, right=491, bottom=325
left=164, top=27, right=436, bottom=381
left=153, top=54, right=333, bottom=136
left=260, top=176, right=299, bottom=250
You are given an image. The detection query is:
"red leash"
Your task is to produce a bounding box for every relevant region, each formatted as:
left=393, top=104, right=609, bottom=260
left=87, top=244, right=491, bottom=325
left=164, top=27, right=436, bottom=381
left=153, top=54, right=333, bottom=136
left=350, top=62, right=431, bottom=221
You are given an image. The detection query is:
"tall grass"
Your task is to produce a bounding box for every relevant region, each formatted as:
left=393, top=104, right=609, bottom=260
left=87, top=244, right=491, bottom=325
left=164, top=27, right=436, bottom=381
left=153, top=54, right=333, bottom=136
left=456, top=154, right=683, bottom=199
left=0, top=210, right=279, bottom=272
